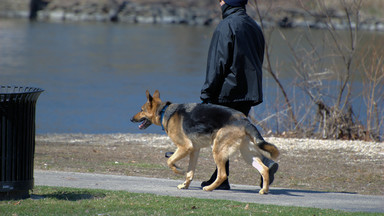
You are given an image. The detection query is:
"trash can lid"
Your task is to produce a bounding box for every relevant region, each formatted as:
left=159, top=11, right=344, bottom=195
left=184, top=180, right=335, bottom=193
left=0, top=86, right=44, bottom=95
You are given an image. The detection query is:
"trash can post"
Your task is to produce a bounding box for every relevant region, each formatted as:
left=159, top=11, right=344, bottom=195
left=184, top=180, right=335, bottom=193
left=0, top=86, right=43, bottom=200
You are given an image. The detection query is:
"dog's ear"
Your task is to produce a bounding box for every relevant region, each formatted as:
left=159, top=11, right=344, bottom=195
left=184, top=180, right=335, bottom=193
left=146, top=90, right=153, bottom=103
left=153, top=90, right=160, bottom=99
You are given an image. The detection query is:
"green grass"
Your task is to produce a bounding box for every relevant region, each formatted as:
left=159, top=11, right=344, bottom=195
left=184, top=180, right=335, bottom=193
left=1, top=186, right=382, bottom=216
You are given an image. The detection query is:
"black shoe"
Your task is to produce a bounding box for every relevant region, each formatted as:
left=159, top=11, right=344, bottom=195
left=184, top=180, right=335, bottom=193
left=260, top=162, right=279, bottom=188
left=201, top=178, right=230, bottom=190
left=165, top=152, right=174, bottom=158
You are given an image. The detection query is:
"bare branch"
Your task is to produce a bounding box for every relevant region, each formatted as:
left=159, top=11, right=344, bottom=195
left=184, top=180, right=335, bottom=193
left=252, top=0, right=299, bottom=129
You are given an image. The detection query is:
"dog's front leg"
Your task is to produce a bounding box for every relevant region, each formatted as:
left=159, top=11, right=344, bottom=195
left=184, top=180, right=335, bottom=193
left=178, top=149, right=200, bottom=189
left=167, top=147, right=189, bottom=175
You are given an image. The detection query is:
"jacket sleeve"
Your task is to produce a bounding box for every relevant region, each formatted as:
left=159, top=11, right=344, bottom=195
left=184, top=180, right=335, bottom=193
left=200, top=26, right=232, bottom=103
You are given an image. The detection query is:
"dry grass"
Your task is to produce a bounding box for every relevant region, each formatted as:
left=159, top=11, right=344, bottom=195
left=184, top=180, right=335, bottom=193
left=34, top=133, right=383, bottom=196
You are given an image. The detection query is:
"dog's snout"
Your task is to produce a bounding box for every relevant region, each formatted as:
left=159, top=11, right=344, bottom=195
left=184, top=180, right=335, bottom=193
left=130, top=117, right=136, bottom=122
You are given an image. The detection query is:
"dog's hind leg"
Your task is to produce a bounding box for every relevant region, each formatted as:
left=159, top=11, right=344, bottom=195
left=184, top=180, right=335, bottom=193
left=177, top=149, right=200, bottom=189
left=240, top=140, right=269, bottom=194
left=252, top=157, right=269, bottom=194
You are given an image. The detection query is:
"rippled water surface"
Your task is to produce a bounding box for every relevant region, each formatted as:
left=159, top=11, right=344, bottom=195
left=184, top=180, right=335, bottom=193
left=1, top=19, right=382, bottom=134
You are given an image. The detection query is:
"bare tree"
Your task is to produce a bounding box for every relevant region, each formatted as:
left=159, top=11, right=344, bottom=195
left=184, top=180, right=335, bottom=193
left=289, top=0, right=366, bottom=139
left=360, top=43, right=384, bottom=141
left=249, top=0, right=382, bottom=140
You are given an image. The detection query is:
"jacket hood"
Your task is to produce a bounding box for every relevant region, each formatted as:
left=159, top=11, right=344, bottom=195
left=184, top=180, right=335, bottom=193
left=221, top=4, right=246, bottom=19
left=225, top=0, right=248, bottom=7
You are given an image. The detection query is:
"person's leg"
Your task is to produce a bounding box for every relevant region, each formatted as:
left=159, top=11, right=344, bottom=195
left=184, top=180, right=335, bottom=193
left=259, top=156, right=279, bottom=187
left=225, top=101, right=253, bottom=117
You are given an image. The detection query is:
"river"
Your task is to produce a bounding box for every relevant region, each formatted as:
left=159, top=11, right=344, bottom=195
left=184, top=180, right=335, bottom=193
left=1, top=19, right=383, bottom=134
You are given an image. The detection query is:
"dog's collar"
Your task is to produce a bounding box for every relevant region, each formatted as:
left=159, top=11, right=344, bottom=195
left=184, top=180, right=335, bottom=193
left=159, top=102, right=172, bottom=131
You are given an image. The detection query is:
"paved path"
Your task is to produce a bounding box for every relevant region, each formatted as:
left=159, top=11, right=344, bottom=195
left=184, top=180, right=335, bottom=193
left=34, top=170, right=384, bottom=213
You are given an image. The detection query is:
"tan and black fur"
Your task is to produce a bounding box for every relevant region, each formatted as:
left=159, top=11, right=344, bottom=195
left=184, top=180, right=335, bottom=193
left=131, top=90, right=279, bottom=194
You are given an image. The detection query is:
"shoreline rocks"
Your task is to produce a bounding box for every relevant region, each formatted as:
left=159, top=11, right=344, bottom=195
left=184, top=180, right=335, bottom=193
left=0, top=0, right=383, bottom=31
left=34, top=1, right=218, bottom=26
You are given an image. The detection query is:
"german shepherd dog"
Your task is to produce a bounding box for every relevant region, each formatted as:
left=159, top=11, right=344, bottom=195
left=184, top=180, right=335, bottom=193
left=131, top=90, right=279, bottom=194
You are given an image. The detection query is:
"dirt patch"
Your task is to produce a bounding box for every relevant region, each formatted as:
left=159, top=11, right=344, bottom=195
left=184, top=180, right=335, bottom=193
left=35, top=133, right=383, bottom=195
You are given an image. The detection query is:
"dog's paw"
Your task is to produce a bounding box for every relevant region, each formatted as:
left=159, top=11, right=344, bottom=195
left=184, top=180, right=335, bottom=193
left=259, top=189, right=268, bottom=195
left=203, top=186, right=213, bottom=191
left=177, top=183, right=189, bottom=189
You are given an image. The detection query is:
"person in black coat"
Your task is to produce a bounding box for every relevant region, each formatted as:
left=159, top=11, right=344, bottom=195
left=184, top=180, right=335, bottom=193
left=200, top=0, right=278, bottom=190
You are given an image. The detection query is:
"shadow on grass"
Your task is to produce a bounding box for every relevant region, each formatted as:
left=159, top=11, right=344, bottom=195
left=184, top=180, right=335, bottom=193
left=39, top=191, right=106, bottom=201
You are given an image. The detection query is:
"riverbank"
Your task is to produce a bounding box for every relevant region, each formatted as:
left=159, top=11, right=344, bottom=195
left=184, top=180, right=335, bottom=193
left=1, top=0, right=384, bottom=31
left=35, top=133, right=384, bottom=195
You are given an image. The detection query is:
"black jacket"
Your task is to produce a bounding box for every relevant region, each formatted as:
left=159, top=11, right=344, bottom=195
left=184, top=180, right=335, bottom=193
left=200, top=4, right=265, bottom=106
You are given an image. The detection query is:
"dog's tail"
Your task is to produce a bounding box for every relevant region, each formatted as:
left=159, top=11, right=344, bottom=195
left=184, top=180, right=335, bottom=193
left=245, top=121, right=279, bottom=160
left=258, top=141, right=279, bottom=159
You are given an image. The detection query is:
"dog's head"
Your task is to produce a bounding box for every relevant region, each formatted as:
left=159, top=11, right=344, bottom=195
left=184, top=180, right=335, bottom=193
left=131, top=90, right=162, bottom=130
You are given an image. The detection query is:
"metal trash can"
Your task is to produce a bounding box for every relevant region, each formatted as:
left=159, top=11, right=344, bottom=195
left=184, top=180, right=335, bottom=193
left=0, top=86, right=44, bottom=200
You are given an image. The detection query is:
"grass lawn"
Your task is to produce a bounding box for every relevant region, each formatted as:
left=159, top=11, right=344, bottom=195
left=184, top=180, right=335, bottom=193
left=0, top=186, right=381, bottom=216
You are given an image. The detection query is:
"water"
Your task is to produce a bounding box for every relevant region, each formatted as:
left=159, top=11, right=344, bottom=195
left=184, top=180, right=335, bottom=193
left=1, top=19, right=382, bottom=135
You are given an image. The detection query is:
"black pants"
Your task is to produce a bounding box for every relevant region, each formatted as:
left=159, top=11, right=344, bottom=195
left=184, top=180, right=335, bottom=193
left=215, top=101, right=253, bottom=117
